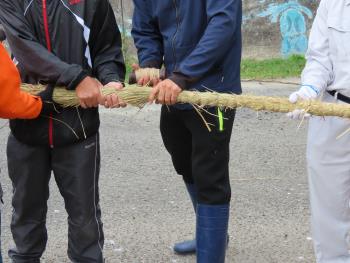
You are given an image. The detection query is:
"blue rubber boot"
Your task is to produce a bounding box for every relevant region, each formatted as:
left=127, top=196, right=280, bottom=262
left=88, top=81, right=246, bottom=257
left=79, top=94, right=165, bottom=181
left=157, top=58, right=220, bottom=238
left=173, top=183, right=197, bottom=254
left=196, top=204, right=229, bottom=263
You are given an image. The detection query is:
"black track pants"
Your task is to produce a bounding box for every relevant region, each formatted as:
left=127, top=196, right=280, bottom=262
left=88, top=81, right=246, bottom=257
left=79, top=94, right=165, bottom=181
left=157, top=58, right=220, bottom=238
left=160, top=106, right=235, bottom=205
left=7, top=133, right=104, bottom=263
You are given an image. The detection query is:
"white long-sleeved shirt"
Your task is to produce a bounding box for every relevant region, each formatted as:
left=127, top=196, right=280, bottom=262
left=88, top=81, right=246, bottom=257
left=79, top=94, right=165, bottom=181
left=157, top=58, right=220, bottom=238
left=302, top=0, right=350, bottom=96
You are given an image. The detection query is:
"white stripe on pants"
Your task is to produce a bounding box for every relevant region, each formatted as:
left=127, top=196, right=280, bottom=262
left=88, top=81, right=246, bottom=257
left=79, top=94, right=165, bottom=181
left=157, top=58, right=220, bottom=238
left=307, top=92, right=350, bottom=263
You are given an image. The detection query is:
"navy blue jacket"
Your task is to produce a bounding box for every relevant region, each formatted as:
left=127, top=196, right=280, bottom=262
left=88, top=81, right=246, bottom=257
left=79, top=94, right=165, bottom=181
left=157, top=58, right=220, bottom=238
left=132, top=0, right=242, bottom=98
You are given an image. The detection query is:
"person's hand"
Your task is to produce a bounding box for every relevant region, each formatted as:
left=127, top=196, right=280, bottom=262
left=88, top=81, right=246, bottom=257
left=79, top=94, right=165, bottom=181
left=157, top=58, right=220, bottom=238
left=132, top=64, right=161, bottom=86
left=148, top=79, right=182, bottom=105
left=103, top=81, right=127, bottom=108
left=76, top=76, right=104, bottom=109
left=287, top=85, right=320, bottom=120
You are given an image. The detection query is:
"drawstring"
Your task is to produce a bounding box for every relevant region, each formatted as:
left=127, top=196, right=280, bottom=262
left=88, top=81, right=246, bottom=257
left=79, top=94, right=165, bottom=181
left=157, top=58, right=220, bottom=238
left=76, top=107, right=87, bottom=139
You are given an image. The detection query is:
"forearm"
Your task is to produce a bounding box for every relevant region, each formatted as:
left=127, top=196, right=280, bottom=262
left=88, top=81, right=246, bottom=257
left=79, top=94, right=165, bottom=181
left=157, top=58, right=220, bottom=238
left=0, top=93, right=42, bottom=120
left=132, top=0, right=164, bottom=68
left=5, top=31, right=87, bottom=89
left=90, top=0, right=125, bottom=85
left=0, top=44, right=42, bottom=119
left=173, top=0, right=241, bottom=89
left=94, top=54, right=125, bottom=85
left=301, top=0, right=332, bottom=91
left=0, top=1, right=87, bottom=89
left=301, top=59, right=333, bottom=92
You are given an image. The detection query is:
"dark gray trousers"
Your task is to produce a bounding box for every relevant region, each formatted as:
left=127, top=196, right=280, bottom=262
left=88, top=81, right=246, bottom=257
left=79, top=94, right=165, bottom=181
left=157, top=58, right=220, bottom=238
left=7, top=133, right=104, bottom=263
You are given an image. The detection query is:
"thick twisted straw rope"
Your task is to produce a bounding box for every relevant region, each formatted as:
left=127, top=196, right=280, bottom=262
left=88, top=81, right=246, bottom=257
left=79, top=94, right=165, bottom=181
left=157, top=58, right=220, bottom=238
left=21, top=84, right=350, bottom=118
left=135, top=68, right=160, bottom=81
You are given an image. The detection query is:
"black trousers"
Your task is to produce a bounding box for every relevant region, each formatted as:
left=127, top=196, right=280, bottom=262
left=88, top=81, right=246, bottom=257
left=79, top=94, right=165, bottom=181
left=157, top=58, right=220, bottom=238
left=7, top=133, right=104, bottom=263
left=160, top=106, right=235, bottom=205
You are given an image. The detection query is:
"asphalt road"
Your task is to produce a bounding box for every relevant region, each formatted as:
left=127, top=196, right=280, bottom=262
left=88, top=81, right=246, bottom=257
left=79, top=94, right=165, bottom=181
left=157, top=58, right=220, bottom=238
left=0, top=80, right=315, bottom=263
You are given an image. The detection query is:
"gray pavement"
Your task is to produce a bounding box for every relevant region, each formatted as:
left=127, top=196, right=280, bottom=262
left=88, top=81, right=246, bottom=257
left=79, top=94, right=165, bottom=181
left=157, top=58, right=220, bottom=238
left=0, top=80, right=315, bottom=263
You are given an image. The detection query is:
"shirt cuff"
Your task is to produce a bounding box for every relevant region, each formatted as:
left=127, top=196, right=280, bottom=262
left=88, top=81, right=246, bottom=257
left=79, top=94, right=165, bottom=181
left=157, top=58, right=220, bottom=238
left=102, top=76, right=123, bottom=86
left=301, top=84, right=321, bottom=95
left=66, top=70, right=89, bottom=90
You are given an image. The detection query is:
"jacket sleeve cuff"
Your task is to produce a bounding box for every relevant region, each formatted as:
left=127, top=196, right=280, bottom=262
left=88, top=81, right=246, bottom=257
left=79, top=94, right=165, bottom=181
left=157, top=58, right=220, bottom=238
left=101, top=76, right=123, bottom=86
left=168, top=72, right=195, bottom=90
left=301, top=84, right=321, bottom=95
left=140, top=60, right=163, bottom=69
left=66, top=70, right=89, bottom=90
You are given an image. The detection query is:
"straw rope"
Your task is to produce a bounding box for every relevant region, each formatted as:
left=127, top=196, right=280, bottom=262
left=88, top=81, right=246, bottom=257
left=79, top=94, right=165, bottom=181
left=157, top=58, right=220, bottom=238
left=135, top=68, right=160, bottom=81
left=20, top=83, right=350, bottom=118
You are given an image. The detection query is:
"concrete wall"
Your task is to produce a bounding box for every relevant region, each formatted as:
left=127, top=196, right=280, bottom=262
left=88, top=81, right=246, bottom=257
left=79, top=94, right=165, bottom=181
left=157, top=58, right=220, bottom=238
left=243, top=0, right=319, bottom=58
left=110, top=0, right=320, bottom=59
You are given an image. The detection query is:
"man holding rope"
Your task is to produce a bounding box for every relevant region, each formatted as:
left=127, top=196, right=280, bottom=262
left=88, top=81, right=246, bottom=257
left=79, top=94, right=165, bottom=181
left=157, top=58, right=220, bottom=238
left=131, top=1, right=242, bottom=262
left=0, top=0, right=125, bottom=262
left=289, top=0, right=350, bottom=262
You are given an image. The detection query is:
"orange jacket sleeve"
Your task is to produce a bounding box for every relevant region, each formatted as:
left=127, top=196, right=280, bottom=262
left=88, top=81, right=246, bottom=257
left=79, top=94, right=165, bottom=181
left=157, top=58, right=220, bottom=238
left=0, top=43, right=42, bottom=119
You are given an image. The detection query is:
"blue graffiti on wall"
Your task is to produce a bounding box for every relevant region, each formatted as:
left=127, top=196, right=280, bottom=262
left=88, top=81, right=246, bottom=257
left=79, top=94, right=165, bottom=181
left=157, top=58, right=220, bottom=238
left=258, top=1, right=313, bottom=56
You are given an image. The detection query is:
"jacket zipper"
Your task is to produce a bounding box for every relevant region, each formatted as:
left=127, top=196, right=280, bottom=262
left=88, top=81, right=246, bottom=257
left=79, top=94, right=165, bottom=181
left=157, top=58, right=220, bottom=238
left=42, top=0, right=54, bottom=148
left=172, top=0, right=180, bottom=68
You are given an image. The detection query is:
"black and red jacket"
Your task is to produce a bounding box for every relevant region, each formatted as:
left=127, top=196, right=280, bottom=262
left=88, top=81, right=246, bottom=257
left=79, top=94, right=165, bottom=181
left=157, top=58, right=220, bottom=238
left=0, top=0, right=125, bottom=147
